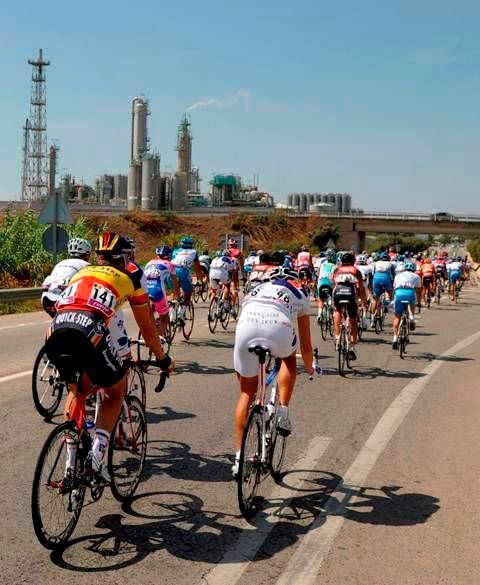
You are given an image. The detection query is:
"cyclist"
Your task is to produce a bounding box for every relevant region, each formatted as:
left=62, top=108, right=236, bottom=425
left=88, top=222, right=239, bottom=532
left=391, top=260, right=421, bottom=349
left=243, top=250, right=257, bottom=279
left=370, top=251, right=395, bottom=329
left=232, top=265, right=313, bottom=477
left=447, top=256, right=463, bottom=300
left=332, top=252, right=367, bottom=361
left=172, top=236, right=205, bottom=322
left=245, top=251, right=275, bottom=291
left=296, top=245, right=314, bottom=287
left=316, top=250, right=336, bottom=321
left=420, top=257, right=436, bottom=305
left=394, top=254, right=406, bottom=274
left=227, top=238, right=243, bottom=310
left=209, top=249, right=236, bottom=310
left=41, top=238, right=92, bottom=316
left=198, top=249, right=211, bottom=278
left=433, top=255, right=447, bottom=290
left=44, top=232, right=173, bottom=484
left=144, top=245, right=181, bottom=336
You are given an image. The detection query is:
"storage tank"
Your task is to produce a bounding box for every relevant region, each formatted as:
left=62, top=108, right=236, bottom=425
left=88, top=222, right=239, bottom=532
left=293, top=194, right=300, bottom=209
left=127, top=164, right=141, bottom=210
left=343, top=193, right=352, bottom=212
left=141, top=157, right=155, bottom=210
left=114, top=174, right=128, bottom=200
left=287, top=194, right=293, bottom=207
left=132, top=97, right=149, bottom=162
left=172, top=171, right=187, bottom=210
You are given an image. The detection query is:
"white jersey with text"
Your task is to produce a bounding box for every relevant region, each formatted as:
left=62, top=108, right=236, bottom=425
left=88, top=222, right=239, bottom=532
left=394, top=271, right=421, bottom=290
left=42, top=258, right=89, bottom=292
left=242, top=280, right=310, bottom=321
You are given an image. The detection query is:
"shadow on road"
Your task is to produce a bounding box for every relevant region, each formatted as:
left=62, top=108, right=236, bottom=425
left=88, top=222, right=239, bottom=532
left=173, top=361, right=235, bottom=375
left=145, top=406, right=196, bottom=426
left=183, top=338, right=234, bottom=350
left=342, top=367, right=427, bottom=381
left=50, top=469, right=439, bottom=573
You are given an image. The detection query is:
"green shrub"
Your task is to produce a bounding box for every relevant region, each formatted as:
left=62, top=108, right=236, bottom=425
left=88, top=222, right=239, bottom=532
left=310, top=223, right=340, bottom=251
left=467, top=239, right=480, bottom=263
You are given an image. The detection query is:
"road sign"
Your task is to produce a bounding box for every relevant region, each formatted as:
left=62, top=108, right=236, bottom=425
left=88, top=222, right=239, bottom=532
left=220, top=233, right=249, bottom=251
left=42, top=225, right=69, bottom=254
left=326, top=238, right=336, bottom=249
left=38, top=193, right=74, bottom=225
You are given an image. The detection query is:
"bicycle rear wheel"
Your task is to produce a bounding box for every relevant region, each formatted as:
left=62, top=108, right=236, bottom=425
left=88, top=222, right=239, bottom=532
left=338, top=332, right=347, bottom=377
left=182, top=302, right=195, bottom=340
left=192, top=283, right=200, bottom=303
left=109, top=396, right=147, bottom=502
left=32, top=345, right=66, bottom=419
left=201, top=282, right=209, bottom=302
left=238, top=405, right=263, bottom=519
left=220, top=304, right=231, bottom=330
left=319, top=308, right=328, bottom=341
left=32, top=421, right=86, bottom=549
left=208, top=297, right=219, bottom=333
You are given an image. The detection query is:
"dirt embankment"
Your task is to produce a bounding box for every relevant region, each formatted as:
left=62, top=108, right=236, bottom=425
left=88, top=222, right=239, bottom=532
left=87, top=211, right=327, bottom=260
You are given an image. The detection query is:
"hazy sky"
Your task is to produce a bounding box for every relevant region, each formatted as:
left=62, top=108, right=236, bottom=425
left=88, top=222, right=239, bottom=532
left=1, top=0, right=480, bottom=213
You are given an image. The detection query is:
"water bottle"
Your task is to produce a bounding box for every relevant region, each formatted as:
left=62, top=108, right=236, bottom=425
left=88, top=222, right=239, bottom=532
left=85, top=416, right=95, bottom=434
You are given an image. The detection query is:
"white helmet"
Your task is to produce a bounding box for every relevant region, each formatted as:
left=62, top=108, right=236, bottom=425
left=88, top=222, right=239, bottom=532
left=67, top=238, right=92, bottom=257
left=356, top=254, right=368, bottom=265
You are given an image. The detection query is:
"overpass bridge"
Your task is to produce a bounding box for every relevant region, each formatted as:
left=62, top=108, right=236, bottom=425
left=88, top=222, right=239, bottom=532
left=302, top=212, right=480, bottom=251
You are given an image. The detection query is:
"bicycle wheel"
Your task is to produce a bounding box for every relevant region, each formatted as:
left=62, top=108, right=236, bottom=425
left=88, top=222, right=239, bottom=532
left=319, top=307, right=328, bottom=341
left=127, top=363, right=147, bottom=411
left=237, top=405, right=263, bottom=519
left=32, top=345, right=66, bottom=419
left=32, top=421, right=86, bottom=549
left=182, top=302, right=195, bottom=340
left=192, top=283, right=200, bottom=303
left=220, top=303, right=231, bottom=330
left=201, top=282, right=209, bottom=302
left=338, top=331, right=346, bottom=377
left=109, top=396, right=147, bottom=502
left=232, top=295, right=240, bottom=320
left=208, top=297, right=219, bottom=333
left=165, top=304, right=178, bottom=346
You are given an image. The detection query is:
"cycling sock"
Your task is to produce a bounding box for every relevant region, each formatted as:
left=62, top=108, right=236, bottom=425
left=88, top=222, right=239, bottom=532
left=277, top=405, right=289, bottom=419
left=235, top=450, right=240, bottom=460
left=92, top=428, right=110, bottom=462
left=393, top=334, right=398, bottom=342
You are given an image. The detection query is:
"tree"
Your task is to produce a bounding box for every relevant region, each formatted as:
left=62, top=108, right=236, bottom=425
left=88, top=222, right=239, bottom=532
left=310, top=223, right=340, bottom=250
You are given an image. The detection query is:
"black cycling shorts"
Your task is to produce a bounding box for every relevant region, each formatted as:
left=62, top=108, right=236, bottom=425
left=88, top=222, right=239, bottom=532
left=318, top=284, right=333, bottom=301
left=299, top=267, right=312, bottom=282
left=422, top=276, right=433, bottom=287
left=333, top=285, right=358, bottom=318
left=45, top=310, right=125, bottom=388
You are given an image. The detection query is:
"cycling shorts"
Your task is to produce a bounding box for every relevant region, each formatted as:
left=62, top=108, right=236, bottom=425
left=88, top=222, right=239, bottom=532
left=373, top=273, right=392, bottom=298
left=450, top=270, right=460, bottom=284
left=422, top=275, right=433, bottom=287
left=210, top=269, right=231, bottom=289
left=393, top=289, right=416, bottom=316
left=298, top=267, right=312, bottom=282
left=317, top=283, right=333, bottom=301
left=333, top=284, right=358, bottom=318
left=45, top=310, right=125, bottom=387
left=175, top=267, right=193, bottom=295
left=234, top=307, right=297, bottom=377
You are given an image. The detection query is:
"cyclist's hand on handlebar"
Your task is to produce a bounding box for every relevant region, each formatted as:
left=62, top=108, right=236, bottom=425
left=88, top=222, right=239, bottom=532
left=155, top=354, right=175, bottom=373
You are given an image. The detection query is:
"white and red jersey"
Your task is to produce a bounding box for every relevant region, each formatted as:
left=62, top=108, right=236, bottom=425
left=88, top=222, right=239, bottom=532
left=296, top=251, right=312, bottom=269
left=333, top=265, right=364, bottom=288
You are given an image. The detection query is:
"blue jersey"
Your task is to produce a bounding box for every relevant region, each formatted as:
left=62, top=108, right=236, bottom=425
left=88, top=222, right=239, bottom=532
left=172, top=247, right=198, bottom=270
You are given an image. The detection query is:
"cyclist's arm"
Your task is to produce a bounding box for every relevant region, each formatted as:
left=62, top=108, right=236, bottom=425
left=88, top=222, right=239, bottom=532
left=170, top=272, right=181, bottom=298
left=131, top=303, right=166, bottom=360
left=193, top=259, right=204, bottom=280
left=297, top=314, right=314, bottom=375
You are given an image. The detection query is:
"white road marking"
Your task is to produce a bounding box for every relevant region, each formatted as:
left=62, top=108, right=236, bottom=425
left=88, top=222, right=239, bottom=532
left=276, top=329, right=480, bottom=585
left=0, top=320, right=49, bottom=332
left=0, top=370, right=33, bottom=384
left=200, top=435, right=332, bottom=585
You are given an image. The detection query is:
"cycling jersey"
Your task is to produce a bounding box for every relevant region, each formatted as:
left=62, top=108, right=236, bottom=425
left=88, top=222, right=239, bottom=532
left=393, top=272, right=421, bottom=316
left=318, top=261, right=336, bottom=287
left=394, top=271, right=421, bottom=290
left=372, top=261, right=394, bottom=297
left=234, top=280, right=310, bottom=377
left=209, top=255, right=235, bottom=288
left=144, top=258, right=175, bottom=315
left=56, top=264, right=147, bottom=321
left=332, top=266, right=363, bottom=318
left=172, top=247, right=198, bottom=294
left=244, top=255, right=256, bottom=274
left=41, top=258, right=90, bottom=316
left=296, top=251, right=312, bottom=269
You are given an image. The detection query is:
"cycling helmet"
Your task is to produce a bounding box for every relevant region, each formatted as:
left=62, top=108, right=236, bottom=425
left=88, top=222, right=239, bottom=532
left=379, top=251, right=389, bottom=261
left=156, top=245, right=172, bottom=258
left=356, top=254, right=368, bottom=265
left=215, top=250, right=223, bottom=257
left=341, top=252, right=355, bottom=266
left=222, top=249, right=230, bottom=257
left=301, top=245, right=308, bottom=252
left=456, top=256, right=462, bottom=262
left=124, top=236, right=135, bottom=249
left=249, top=250, right=256, bottom=256
left=405, top=261, right=416, bottom=272
left=96, top=232, right=131, bottom=257
left=268, top=266, right=298, bottom=282
left=67, top=238, right=91, bottom=257
left=256, top=249, right=264, bottom=255
left=319, top=251, right=326, bottom=258
left=228, top=238, right=237, bottom=246
left=180, top=236, right=194, bottom=248
left=270, top=251, right=286, bottom=266
left=327, top=251, right=337, bottom=263
left=258, top=252, right=271, bottom=264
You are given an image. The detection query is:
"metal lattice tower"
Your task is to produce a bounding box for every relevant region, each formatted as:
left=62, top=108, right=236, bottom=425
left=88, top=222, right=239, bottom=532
left=21, top=49, right=50, bottom=201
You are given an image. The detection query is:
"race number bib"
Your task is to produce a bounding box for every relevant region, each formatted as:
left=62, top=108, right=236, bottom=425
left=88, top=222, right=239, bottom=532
left=57, top=281, right=80, bottom=306
left=87, top=282, right=116, bottom=317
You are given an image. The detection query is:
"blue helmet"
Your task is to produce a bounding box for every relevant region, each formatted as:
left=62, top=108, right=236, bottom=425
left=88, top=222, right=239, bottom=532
left=405, top=260, right=416, bottom=272
left=456, top=256, right=462, bottom=262
left=379, top=251, right=389, bottom=261
left=180, top=236, right=194, bottom=248
left=156, top=245, right=172, bottom=258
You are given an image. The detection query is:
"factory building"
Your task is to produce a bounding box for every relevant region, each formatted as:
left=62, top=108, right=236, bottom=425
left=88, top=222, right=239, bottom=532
left=287, top=192, right=352, bottom=213
left=210, top=174, right=274, bottom=207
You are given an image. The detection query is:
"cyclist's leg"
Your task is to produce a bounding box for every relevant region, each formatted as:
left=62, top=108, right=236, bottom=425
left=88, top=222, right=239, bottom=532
left=231, top=270, right=239, bottom=306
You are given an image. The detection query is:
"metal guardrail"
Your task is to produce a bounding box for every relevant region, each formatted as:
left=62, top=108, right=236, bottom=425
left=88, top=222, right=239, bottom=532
left=0, top=287, right=43, bottom=302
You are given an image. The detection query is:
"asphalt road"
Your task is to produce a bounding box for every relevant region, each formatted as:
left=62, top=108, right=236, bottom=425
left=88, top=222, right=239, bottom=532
left=0, top=286, right=479, bottom=585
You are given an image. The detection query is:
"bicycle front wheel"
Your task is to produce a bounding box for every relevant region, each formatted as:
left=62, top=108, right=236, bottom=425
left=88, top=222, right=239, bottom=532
left=238, top=405, right=263, bottom=519
left=201, top=282, right=209, bottom=302
left=127, top=363, right=147, bottom=411
left=32, top=421, right=86, bottom=549
left=109, top=396, right=147, bottom=502
left=32, top=345, right=65, bottom=419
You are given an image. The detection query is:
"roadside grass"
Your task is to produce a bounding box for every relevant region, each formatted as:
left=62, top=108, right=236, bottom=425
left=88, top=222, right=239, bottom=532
left=0, top=300, right=42, bottom=316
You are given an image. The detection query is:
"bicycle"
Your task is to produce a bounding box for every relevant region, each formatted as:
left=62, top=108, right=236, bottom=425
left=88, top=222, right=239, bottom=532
left=31, top=353, right=161, bottom=550
left=166, top=297, right=194, bottom=341
left=208, top=284, right=232, bottom=333
left=317, top=294, right=334, bottom=341
left=434, top=280, right=442, bottom=304
left=32, top=344, right=147, bottom=418
left=373, top=293, right=386, bottom=334
left=397, top=300, right=411, bottom=359
left=237, top=345, right=320, bottom=519
left=337, top=301, right=354, bottom=376
left=192, top=279, right=209, bottom=303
